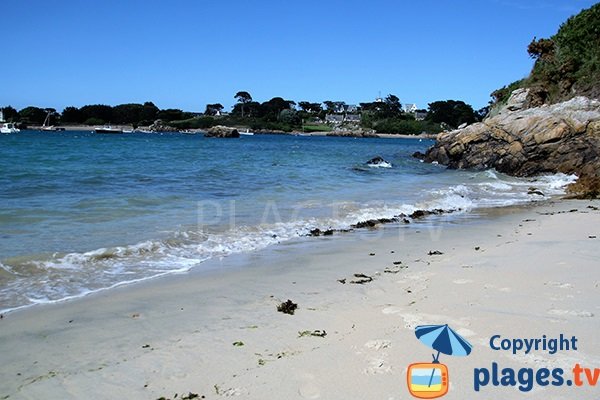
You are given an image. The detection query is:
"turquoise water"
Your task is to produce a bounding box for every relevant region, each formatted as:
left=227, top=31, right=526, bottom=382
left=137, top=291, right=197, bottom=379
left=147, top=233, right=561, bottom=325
left=0, top=130, right=575, bottom=312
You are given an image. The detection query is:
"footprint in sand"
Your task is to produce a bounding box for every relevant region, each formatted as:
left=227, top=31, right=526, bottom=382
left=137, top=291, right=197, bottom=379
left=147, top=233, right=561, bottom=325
left=362, top=340, right=393, bottom=375
left=547, top=309, right=594, bottom=318
left=452, top=279, right=473, bottom=285
left=365, top=339, right=391, bottom=351
left=298, top=373, right=320, bottom=399
left=364, top=358, right=393, bottom=375
left=545, top=281, right=573, bottom=289
left=382, top=306, right=404, bottom=315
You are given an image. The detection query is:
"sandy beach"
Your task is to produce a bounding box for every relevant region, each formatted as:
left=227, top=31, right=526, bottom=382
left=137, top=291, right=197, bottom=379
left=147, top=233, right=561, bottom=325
left=1, top=199, right=598, bottom=399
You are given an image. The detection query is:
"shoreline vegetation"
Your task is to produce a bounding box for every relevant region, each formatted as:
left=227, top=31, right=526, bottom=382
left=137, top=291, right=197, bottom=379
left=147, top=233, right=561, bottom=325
left=2, top=93, right=484, bottom=137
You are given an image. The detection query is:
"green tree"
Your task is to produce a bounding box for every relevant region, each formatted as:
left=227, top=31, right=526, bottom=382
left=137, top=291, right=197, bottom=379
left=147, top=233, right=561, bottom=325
left=259, top=97, right=294, bottom=121
left=113, top=103, right=144, bottom=124
left=426, top=100, right=477, bottom=128
left=18, top=106, right=47, bottom=125
left=384, top=94, right=402, bottom=117
left=234, top=91, right=252, bottom=117
left=80, top=105, right=114, bottom=124
left=298, top=101, right=322, bottom=114
left=61, top=106, right=84, bottom=124
left=323, top=101, right=336, bottom=113
left=140, top=101, right=159, bottom=123
left=205, top=103, right=224, bottom=116
left=157, top=108, right=185, bottom=121
left=1, top=105, right=18, bottom=122
left=279, top=109, right=300, bottom=125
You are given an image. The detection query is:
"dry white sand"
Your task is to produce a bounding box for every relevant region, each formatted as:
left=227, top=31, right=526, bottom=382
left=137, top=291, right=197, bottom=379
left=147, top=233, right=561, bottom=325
left=0, top=200, right=598, bottom=399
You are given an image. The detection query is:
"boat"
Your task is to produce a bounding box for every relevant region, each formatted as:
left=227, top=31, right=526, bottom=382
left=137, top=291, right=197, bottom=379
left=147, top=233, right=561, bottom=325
left=122, top=129, right=134, bottom=133
left=240, top=129, right=254, bottom=136
left=40, top=111, right=64, bottom=131
left=0, top=123, right=20, bottom=134
left=94, top=125, right=123, bottom=134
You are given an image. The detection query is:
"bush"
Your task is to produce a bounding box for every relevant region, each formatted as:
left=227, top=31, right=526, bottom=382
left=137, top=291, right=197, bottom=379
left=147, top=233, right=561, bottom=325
left=491, top=3, right=600, bottom=105
left=373, top=118, right=442, bottom=135
left=84, top=117, right=105, bottom=125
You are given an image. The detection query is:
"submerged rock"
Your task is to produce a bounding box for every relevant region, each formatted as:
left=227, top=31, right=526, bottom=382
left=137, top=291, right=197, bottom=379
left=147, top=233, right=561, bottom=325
left=366, top=156, right=392, bottom=168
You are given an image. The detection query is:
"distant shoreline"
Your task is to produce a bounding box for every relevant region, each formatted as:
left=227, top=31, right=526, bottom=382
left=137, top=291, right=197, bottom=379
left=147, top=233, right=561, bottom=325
left=24, top=125, right=438, bottom=140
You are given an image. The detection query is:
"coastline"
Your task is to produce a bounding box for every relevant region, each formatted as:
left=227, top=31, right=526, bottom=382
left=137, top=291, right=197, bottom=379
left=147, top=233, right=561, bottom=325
left=23, top=126, right=437, bottom=139
left=1, top=198, right=598, bottom=399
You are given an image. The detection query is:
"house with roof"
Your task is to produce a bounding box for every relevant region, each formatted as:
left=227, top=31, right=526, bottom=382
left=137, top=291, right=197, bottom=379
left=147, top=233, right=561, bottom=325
left=345, top=114, right=361, bottom=123
left=404, top=103, right=418, bottom=113
left=414, top=110, right=428, bottom=121
left=345, top=104, right=359, bottom=113
left=325, top=114, right=344, bottom=124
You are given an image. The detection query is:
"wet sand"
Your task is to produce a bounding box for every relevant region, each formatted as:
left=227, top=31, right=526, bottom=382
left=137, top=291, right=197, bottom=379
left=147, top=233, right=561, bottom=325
left=0, top=200, right=598, bottom=399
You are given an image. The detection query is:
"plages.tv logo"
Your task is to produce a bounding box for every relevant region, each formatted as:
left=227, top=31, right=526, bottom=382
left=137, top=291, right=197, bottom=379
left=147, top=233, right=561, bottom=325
left=407, top=324, right=473, bottom=399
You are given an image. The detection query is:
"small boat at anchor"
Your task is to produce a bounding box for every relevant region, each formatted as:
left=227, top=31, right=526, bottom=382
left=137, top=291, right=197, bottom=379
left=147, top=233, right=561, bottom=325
left=0, top=123, right=20, bottom=134
left=240, top=129, right=254, bottom=136
left=94, top=125, right=123, bottom=134
left=40, top=111, right=65, bottom=131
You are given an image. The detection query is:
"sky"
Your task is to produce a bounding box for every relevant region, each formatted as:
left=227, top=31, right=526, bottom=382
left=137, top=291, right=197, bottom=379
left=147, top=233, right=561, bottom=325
left=1, top=0, right=597, bottom=113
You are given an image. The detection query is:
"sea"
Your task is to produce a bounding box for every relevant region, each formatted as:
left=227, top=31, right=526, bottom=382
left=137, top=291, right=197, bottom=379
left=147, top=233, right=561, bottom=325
left=0, top=130, right=576, bottom=313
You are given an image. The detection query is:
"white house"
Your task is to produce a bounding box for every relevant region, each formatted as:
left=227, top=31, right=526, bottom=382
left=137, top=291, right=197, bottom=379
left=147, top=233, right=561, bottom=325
left=404, top=103, right=418, bottom=113
left=0, top=110, right=4, bottom=122
left=325, top=114, right=344, bottom=124
left=345, top=104, right=359, bottom=113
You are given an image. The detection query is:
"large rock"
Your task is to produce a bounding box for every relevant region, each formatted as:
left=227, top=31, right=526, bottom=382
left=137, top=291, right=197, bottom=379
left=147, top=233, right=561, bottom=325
left=204, top=125, right=240, bottom=138
left=423, top=93, right=600, bottom=183
left=149, top=119, right=179, bottom=132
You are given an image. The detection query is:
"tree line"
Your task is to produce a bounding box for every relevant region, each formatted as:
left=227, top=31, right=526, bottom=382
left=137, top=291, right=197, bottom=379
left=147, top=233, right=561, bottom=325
left=2, top=92, right=486, bottom=134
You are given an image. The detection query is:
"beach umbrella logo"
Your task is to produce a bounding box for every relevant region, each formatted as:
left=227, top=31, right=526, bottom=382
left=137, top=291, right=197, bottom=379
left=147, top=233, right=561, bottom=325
left=407, top=324, right=473, bottom=399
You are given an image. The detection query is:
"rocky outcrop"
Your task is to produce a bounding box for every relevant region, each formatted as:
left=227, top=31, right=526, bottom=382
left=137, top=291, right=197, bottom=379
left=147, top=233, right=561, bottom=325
left=422, top=92, right=600, bottom=187
left=204, top=125, right=240, bottom=138
left=326, top=130, right=378, bottom=138
left=149, top=120, right=179, bottom=132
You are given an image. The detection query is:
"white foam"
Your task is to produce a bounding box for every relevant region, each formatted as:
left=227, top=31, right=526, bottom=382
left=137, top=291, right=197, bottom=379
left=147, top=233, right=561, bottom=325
left=0, top=171, right=577, bottom=314
left=367, top=161, right=392, bottom=168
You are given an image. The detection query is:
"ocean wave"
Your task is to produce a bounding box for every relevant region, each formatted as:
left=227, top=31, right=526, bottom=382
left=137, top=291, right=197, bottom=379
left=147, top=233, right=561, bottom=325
left=0, top=172, right=577, bottom=314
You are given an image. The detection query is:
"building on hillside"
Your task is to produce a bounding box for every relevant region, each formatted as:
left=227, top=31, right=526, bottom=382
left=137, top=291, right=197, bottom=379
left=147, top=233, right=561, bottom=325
left=404, top=103, right=418, bottom=113
left=325, top=114, right=344, bottom=124
left=345, top=104, right=359, bottom=113
left=345, top=114, right=361, bottom=123
left=0, top=110, right=4, bottom=122
left=414, top=110, right=428, bottom=121
left=325, top=113, right=361, bottom=124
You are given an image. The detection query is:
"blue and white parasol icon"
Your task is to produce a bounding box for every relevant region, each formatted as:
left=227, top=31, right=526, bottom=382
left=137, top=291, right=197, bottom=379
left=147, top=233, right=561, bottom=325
left=414, top=324, right=473, bottom=387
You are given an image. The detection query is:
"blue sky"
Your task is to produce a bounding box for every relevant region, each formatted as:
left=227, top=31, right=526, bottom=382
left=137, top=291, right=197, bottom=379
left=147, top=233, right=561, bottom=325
left=1, top=0, right=597, bottom=112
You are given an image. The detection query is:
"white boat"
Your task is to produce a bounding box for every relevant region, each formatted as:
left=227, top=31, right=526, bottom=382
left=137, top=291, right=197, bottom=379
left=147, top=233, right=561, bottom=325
left=40, top=111, right=64, bottom=131
left=122, top=129, right=134, bottom=133
left=94, top=125, right=123, bottom=134
left=240, top=129, right=254, bottom=136
left=0, top=123, right=20, bottom=134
